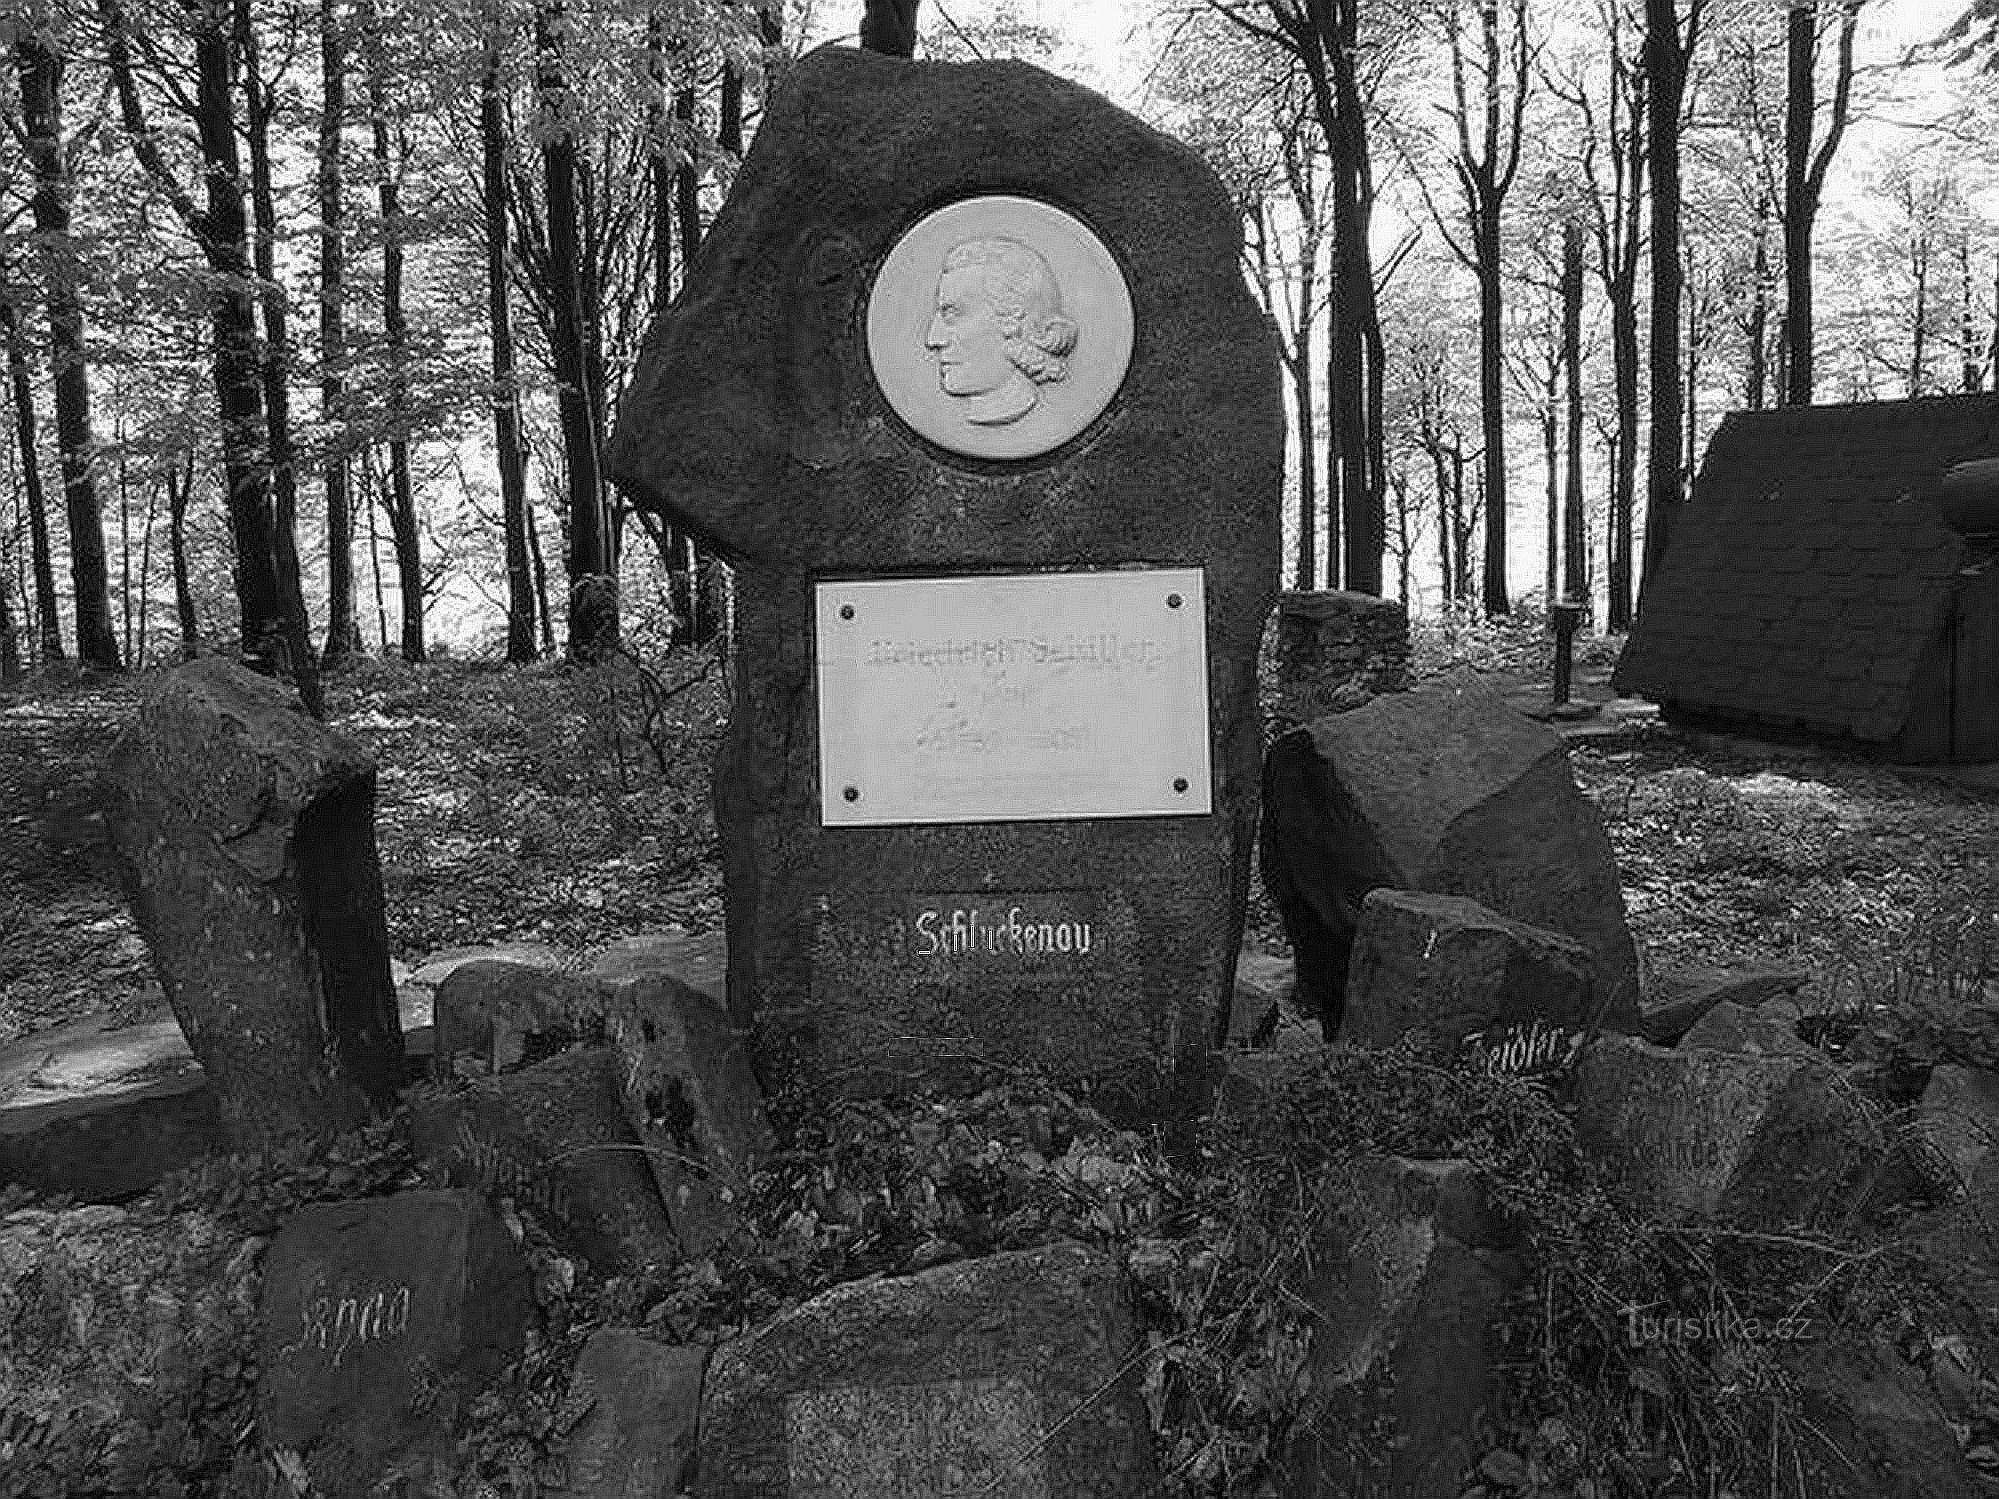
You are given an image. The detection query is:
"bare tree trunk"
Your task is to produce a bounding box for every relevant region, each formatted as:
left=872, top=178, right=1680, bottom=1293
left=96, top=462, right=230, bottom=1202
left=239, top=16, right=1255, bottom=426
left=860, top=0, right=919, bottom=54
left=166, top=457, right=197, bottom=658
left=0, top=542, right=18, bottom=683
left=18, top=26, right=118, bottom=668
left=0, top=296, right=62, bottom=659
left=320, top=0, right=362, bottom=665
left=1746, top=193, right=1771, bottom=408
left=483, top=24, right=536, bottom=663
left=359, top=0, right=423, bottom=662
left=1642, top=0, right=1697, bottom=592
left=1779, top=0, right=1860, bottom=407
left=105, top=0, right=319, bottom=708
left=1960, top=238, right=1980, bottom=392
left=1562, top=218, right=1589, bottom=609
left=236, top=0, right=321, bottom=713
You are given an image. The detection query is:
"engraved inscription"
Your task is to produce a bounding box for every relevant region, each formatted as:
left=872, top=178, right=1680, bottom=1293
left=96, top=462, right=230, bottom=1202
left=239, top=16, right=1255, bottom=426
left=286, top=1281, right=413, bottom=1368
left=783, top=1376, right=1048, bottom=1499
left=816, top=570, right=1213, bottom=826
left=907, top=895, right=1101, bottom=965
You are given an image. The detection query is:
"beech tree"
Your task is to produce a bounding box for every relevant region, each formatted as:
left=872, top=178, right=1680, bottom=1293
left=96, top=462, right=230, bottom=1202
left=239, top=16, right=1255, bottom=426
left=1780, top=0, right=1864, bottom=404
left=1641, top=0, right=1702, bottom=589
left=104, top=0, right=321, bottom=711
left=319, top=0, right=362, bottom=664
left=0, top=284, right=60, bottom=657
left=15, top=9, right=117, bottom=667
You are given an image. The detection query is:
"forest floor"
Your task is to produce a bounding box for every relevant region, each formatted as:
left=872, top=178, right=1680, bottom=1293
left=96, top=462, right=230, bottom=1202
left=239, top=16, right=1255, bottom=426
left=4, top=612, right=1993, bottom=1052
left=3, top=613, right=1998, bottom=1497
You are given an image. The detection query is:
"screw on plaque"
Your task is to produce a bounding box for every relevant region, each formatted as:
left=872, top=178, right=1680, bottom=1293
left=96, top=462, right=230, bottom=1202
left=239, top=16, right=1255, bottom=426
left=1173, top=777, right=1189, bottom=793
left=839, top=603, right=855, bottom=620
left=842, top=785, right=860, bottom=802
left=1166, top=593, right=1183, bottom=609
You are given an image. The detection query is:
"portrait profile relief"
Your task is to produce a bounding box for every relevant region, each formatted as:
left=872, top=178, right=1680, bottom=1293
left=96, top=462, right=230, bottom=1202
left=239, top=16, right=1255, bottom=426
left=925, top=237, right=1079, bottom=427
left=867, top=196, right=1134, bottom=461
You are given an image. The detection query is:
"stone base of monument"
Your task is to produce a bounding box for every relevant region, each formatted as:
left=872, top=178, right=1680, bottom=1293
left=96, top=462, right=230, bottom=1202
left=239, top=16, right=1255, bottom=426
left=1636, top=960, right=1813, bottom=1045
left=696, top=1241, right=1157, bottom=1499
left=1575, top=1035, right=1885, bottom=1232
left=405, top=1046, right=678, bottom=1273
left=257, top=1189, right=531, bottom=1493
left=559, top=1329, right=707, bottom=1498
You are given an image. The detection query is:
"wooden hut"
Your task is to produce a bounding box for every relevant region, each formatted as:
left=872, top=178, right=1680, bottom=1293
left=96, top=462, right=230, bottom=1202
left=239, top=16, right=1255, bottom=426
left=1614, top=394, right=1999, bottom=762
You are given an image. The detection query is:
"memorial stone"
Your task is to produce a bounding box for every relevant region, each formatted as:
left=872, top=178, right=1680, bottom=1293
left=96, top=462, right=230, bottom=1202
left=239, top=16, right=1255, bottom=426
left=696, top=1241, right=1156, bottom=1499
left=607, top=47, right=1281, bottom=1124
left=258, top=1189, right=530, bottom=1491
left=103, top=657, right=403, bottom=1145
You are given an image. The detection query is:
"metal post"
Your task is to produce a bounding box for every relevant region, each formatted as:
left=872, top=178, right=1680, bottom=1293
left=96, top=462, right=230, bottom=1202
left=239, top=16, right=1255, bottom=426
left=1552, top=600, right=1584, bottom=707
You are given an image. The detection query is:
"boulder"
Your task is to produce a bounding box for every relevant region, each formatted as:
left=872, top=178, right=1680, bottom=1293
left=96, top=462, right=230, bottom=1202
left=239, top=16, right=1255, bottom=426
left=0, top=1204, right=260, bottom=1495
left=1260, top=669, right=1638, bottom=1037
left=1913, top=1063, right=1999, bottom=1203
left=1679, top=996, right=1818, bottom=1059
left=598, top=971, right=772, bottom=1256
left=1268, top=589, right=1412, bottom=735
left=1277, top=1154, right=1521, bottom=1499
left=1575, top=1034, right=1884, bottom=1231
left=431, top=959, right=611, bottom=1077
left=405, top=1047, right=676, bottom=1272
left=257, top=1189, right=531, bottom=1493
left=560, top=1330, right=707, bottom=1498
left=1227, top=944, right=1293, bottom=1048
left=1776, top=1342, right=1988, bottom=1499
left=697, top=1241, right=1156, bottom=1499
left=1340, top=888, right=1596, bottom=1049
left=102, top=657, right=404, bottom=1145
left=0, top=1015, right=222, bottom=1201
left=591, top=927, right=727, bottom=1005
left=406, top=941, right=566, bottom=991
left=1637, top=961, right=1812, bottom=1045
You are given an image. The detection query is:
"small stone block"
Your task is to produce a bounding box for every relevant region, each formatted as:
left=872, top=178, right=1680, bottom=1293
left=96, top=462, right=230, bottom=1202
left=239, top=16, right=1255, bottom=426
left=696, top=1242, right=1156, bottom=1499
left=562, top=1330, right=707, bottom=1498
left=257, top=1189, right=530, bottom=1487
left=432, top=959, right=612, bottom=1076
left=405, top=1047, right=676, bottom=1272
left=591, top=928, right=728, bottom=1006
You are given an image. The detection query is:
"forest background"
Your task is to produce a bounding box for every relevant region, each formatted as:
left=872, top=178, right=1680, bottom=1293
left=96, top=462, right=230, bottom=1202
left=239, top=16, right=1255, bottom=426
left=0, top=0, right=1997, bottom=691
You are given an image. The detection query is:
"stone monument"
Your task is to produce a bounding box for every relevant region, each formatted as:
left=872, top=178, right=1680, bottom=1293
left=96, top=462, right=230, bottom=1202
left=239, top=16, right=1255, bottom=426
left=608, top=47, right=1281, bottom=1123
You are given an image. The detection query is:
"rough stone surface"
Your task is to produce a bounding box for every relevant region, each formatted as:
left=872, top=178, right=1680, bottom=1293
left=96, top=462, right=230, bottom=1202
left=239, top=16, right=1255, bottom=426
left=591, top=927, right=728, bottom=1004
left=599, top=971, right=772, bottom=1256
left=1228, top=945, right=1293, bottom=1048
left=1268, top=589, right=1412, bottom=735
left=1341, top=888, right=1596, bottom=1049
left=696, top=1241, right=1156, bottom=1499
left=258, top=1189, right=530, bottom=1491
left=0, top=1015, right=223, bottom=1201
left=407, top=941, right=566, bottom=990
left=1278, top=1155, right=1521, bottom=1499
left=561, top=1330, right=707, bottom=1498
left=406, top=1047, right=676, bottom=1272
left=0, top=1205, right=260, bottom=1495
left=1575, top=1034, right=1884, bottom=1231
left=1637, top=961, right=1812, bottom=1045
left=1679, top=996, right=1817, bottom=1059
left=606, top=47, right=1281, bottom=1126
left=1914, top=1063, right=1999, bottom=1202
left=1776, top=1342, right=1988, bottom=1499
left=102, top=657, right=404, bottom=1144
left=1261, top=669, right=1639, bottom=1038
left=432, top=959, right=615, bottom=1076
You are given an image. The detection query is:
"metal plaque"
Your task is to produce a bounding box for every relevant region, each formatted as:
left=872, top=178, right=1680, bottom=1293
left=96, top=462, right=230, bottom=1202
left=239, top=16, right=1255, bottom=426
left=815, top=568, right=1213, bottom=826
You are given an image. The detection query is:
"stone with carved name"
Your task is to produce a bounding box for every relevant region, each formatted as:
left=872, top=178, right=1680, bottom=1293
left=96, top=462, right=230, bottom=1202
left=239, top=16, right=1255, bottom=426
left=1341, top=888, right=1597, bottom=1050
left=606, top=47, right=1281, bottom=1127
left=696, top=1241, right=1155, bottom=1499
left=1261, top=669, right=1640, bottom=1040
left=405, top=1047, right=676, bottom=1273
left=257, top=1189, right=530, bottom=1492
left=102, top=657, right=403, bottom=1145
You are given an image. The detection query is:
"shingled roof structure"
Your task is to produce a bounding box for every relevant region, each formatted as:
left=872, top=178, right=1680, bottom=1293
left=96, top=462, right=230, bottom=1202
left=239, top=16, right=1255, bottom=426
left=1614, top=394, right=1999, bottom=759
